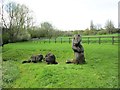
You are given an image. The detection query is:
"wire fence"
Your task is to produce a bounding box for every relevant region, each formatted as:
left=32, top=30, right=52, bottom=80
left=31, top=36, right=120, bottom=45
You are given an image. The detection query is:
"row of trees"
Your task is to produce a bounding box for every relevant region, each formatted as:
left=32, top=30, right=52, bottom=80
left=1, top=1, right=118, bottom=45
left=62, top=20, right=118, bottom=36
left=28, top=22, right=63, bottom=39
left=89, top=20, right=118, bottom=35
left=1, top=1, right=64, bottom=45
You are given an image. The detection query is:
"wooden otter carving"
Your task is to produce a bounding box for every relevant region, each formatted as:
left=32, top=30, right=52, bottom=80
left=66, top=34, right=86, bottom=64
left=22, top=54, right=43, bottom=64
left=45, top=53, right=58, bottom=64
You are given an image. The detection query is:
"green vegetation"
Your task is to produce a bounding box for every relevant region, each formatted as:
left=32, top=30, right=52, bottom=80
left=0, top=52, right=2, bottom=88
left=1, top=1, right=118, bottom=45
left=2, top=42, right=118, bottom=88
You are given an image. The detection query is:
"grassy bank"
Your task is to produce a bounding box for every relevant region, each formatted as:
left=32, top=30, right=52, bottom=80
left=2, top=42, right=118, bottom=88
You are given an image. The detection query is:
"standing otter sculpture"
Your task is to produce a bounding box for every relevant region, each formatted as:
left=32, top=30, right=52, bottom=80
left=66, top=34, right=86, bottom=64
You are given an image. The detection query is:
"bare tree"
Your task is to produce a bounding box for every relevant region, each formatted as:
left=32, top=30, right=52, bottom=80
left=105, top=20, right=115, bottom=34
left=90, top=20, right=95, bottom=30
left=2, top=1, right=32, bottom=42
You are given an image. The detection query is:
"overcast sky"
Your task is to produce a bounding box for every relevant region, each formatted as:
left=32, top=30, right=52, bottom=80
left=1, top=0, right=119, bottom=31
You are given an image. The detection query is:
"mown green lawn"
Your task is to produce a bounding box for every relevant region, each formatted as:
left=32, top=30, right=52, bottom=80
left=2, top=42, right=118, bottom=88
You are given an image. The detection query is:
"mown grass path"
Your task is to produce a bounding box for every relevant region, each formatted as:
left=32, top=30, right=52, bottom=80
left=2, top=42, right=118, bottom=88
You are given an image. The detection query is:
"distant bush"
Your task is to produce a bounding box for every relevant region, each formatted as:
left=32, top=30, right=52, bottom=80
left=97, top=30, right=107, bottom=35
left=2, top=33, right=9, bottom=44
left=17, top=31, right=31, bottom=42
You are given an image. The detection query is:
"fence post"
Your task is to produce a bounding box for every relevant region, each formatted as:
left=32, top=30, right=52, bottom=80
left=49, top=38, right=50, bottom=43
left=44, top=39, right=45, bottom=43
left=112, top=36, right=114, bottom=45
left=69, top=38, right=71, bottom=43
left=55, top=38, right=56, bottom=43
left=61, top=38, right=62, bottom=44
left=88, top=37, right=89, bottom=44
left=39, top=39, right=41, bottom=43
left=99, top=37, right=101, bottom=44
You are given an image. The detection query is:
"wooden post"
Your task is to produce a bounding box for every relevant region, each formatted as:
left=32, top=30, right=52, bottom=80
left=49, top=38, right=50, bottom=43
left=44, top=39, right=45, bottom=43
left=88, top=37, right=89, bottom=44
left=69, top=38, right=71, bottom=43
left=55, top=38, right=56, bottom=43
left=43, top=39, right=46, bottom=43
left=112, top=36, right=114, bottom=45
left=99, top=37, right=101, bottom=44
left=39, top=40, right=41, bottom=43
left=61, top=38, right=62, bottom=44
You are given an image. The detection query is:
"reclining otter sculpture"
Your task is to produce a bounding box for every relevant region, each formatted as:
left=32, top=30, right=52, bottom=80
left=22, top=54, right=43, bottom=64
left=22, top=53, right=58, bottom=64
left=45, top=53, right=58, bottom=64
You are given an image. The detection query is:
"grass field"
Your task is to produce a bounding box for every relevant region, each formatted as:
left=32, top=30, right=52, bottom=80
left=2, top=41, right=118, bottom=88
